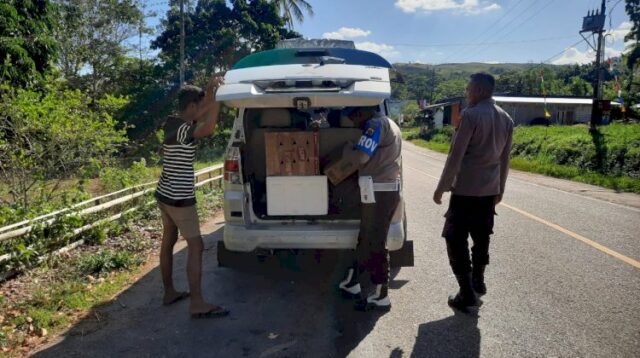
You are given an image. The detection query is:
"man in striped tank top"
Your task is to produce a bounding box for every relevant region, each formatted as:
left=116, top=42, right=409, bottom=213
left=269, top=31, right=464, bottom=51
left=156, top=77, right=229, bottom=318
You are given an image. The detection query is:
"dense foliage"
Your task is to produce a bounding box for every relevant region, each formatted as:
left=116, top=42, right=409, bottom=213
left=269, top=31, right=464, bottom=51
left=392, top=63, right=614, bottom=102
left=404, top=124, right=640, bottom=193
left=0, top=82, right=129, bottom=210
left=0, top=0, right=57, bottom=88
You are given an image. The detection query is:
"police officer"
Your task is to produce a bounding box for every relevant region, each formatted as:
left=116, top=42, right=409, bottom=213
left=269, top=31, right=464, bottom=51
left=337, top=105, right=403, bottom=311
left=433, top=73, right=513, bottom=312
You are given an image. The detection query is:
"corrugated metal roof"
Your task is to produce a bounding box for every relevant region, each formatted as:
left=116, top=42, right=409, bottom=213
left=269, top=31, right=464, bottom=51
left=493, top=96, right=594, bottom=105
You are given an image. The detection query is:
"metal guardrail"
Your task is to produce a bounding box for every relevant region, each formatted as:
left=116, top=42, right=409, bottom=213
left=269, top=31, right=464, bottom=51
left=0, top=164, right=224, bottom=266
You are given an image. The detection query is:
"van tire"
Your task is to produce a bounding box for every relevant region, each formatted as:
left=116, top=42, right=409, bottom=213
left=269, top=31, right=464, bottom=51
left=217, top=241, right=246, bottom=267
left=390, top=240, right=414, bottom=268
left=390, top=214, right=412, bottom=268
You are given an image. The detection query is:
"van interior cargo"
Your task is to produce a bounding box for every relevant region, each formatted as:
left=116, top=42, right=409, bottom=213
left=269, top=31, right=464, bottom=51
left=242, top=108, right=362, bottom=220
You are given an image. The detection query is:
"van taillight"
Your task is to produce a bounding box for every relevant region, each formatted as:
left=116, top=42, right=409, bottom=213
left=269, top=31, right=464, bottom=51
left=224, top=160, right=241, bottom=183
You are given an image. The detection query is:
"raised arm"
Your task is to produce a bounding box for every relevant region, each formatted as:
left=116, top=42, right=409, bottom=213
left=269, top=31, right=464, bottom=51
left=193, top=76, right=224, bottom=139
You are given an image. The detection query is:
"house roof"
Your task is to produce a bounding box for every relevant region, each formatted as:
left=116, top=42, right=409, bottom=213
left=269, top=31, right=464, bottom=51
left=494, top=96, right=593, bottom=105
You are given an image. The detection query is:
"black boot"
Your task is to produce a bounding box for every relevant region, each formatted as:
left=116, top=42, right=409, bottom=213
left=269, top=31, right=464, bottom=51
left=472, top=265, right=487, bottom=295
left=355, top=284, right=391, bottom=312
left=448, top=273, right=478, bottom=312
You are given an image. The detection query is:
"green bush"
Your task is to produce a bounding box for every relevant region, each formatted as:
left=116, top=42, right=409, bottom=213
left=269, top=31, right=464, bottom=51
left=511, top=124, right=640, bottom=179
left=77, top=250, right=142, bottom=276
left=0, top=82, right=129, bottom=211
left=406, top=123, right=640, bottom=193
left=99, top=158, right=155, bottom=192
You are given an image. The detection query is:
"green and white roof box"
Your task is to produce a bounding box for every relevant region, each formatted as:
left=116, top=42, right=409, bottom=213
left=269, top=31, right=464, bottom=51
left=217, top=47, right=393, bottom=108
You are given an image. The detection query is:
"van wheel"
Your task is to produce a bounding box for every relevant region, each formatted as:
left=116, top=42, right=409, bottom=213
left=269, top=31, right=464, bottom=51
left=217, top=241, right=247, bottom=267
left=390, top=240, right=414, bottom=268
left=403, top=213, right=407, bottom=241
left=391, top=214, right=413, bottom=268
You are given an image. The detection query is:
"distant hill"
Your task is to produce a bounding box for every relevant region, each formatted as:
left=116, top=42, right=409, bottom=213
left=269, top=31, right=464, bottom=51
left=393, top=62, right=572, bottom=77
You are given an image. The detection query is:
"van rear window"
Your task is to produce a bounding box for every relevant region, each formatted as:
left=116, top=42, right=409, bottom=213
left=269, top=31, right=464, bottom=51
left=232, top=48, right=392, bottom=70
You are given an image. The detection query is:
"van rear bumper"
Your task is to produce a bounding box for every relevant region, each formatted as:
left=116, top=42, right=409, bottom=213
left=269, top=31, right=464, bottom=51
left=223, top=222, right=404, bottom=252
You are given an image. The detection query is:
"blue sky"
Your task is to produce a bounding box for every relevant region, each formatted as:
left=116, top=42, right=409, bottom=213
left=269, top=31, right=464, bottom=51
left=144, top=0, right=632, bottom=65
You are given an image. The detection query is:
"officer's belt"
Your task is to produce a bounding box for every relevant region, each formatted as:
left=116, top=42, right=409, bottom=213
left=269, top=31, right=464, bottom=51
left=373, top=180, right=400, bottom=192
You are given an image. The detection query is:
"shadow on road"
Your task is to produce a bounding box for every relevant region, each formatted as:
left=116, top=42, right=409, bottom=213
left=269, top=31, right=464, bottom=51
left=32, top=225, right=393, bottom=357
left=410, top=310, right=480, bottom=358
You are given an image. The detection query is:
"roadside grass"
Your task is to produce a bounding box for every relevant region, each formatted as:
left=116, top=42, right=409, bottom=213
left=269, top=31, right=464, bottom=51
left=402, top=124, right=640, bottom=193
left=0, top=186, right=224, bottom=357
left=1, top=249, right=147, bottom=357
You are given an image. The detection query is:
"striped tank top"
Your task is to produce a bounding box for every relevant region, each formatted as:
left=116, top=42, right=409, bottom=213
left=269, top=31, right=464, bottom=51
left=155, top=116, right=197, bottom=206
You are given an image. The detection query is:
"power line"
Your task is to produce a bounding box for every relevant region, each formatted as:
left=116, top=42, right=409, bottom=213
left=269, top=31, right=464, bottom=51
left=440, top=0, right=527, bottom=63
left=540, top=39, right=587, bottom=64
left=458, top=0, right=556, bottom=63
left=387, top=35, right=576, bottom=49
left=447, top=0, right=544, bottom=63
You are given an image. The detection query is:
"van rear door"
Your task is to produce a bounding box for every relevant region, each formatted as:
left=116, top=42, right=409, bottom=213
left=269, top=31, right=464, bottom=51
left=216, top=48, right=392, bottom=108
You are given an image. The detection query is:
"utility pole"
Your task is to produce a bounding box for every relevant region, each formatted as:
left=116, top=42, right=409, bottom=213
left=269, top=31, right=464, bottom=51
left=580, top=0, right=606, bottom=130
left=179, top=0, right=185, bottom=87
left=429, top=66, right=436, bottom=104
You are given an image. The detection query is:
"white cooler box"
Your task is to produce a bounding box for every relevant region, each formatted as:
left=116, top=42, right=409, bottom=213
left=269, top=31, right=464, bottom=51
left=266, top=176, right=328, bottom=216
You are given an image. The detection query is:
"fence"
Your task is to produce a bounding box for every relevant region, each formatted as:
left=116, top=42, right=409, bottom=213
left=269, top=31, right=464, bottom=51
left=0, top=164, right=224, bottom=276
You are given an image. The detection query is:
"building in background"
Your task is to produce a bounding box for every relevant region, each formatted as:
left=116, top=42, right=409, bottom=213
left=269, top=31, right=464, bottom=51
left=493, top=96, right=619, bottom=126
left=425, top=96, right=620, bottom=127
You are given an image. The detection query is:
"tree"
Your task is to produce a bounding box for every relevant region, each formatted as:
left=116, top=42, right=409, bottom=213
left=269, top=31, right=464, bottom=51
left=0, top=82, right=128, bottom=209
left=270, top=0, right=313, bottom=29
left=153, top=0, right=299, bottom=83
left=53, top=0, right=148, bottom=98
left=567, top=76, right=592, bottom=97
left=0, top=0, right=57, bottom=88
left=433, top=79, right=467, bottom=102
left=400, top=101, right=421, bottom=124
left=625, top=0, right=640, bottom=71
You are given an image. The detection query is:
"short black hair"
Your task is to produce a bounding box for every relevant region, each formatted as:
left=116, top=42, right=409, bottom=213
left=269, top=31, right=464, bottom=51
left=470, top=72, right=495, bottom=94
left=178, top=85, right=205, bottom=112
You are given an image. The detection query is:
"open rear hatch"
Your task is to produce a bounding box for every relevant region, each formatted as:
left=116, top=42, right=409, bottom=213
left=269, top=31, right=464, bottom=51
left=216, top=48, right=392, bottom=109
left=218, top=48, right=393, bottom=221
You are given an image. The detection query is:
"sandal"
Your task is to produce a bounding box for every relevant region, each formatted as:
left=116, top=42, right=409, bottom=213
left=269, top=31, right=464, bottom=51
left=163, top=291, right=190, bottom=306
left=190, top=306, right=230, bottom=319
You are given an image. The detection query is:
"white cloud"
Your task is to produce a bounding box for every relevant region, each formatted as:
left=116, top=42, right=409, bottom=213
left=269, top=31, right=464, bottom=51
left=552, top=22, right=633, bottom=65
left=607, top=21, right=633, bottom=44
left=394, top=0, right=501, bottom=15
left=355, top=42, right=401, bottom=60
left=552, top=47, right=624, bottom=65
left=322, top=27, right=371, bottom=40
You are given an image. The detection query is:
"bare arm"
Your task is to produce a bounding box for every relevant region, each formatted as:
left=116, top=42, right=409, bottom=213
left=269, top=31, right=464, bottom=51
left=193, top=76, right=224, bottom=139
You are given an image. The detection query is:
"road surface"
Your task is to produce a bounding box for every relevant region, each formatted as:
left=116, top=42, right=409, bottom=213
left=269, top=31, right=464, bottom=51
left=34, top=142, right=640, bottom=358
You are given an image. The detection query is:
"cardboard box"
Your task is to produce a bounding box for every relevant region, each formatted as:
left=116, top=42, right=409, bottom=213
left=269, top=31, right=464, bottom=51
left=323, top=143, right=360, bottom=186
left=265, top=132, right=319, bottom=176
left=266, top=176, right=328, bottom=216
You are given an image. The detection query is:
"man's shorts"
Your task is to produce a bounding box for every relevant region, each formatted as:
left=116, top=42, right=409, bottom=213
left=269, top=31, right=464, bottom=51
left=158, top=201, right=201, bottom=240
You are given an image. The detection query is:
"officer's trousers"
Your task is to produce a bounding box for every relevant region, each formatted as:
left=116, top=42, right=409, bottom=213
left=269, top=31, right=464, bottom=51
left=355, top=191, right=400, bottom=285
left=442, top=194, right=496, bottom=276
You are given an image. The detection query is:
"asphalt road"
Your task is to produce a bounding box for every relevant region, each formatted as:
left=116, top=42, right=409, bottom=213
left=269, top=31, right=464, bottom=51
left=34, top=142, right=640, bottom=358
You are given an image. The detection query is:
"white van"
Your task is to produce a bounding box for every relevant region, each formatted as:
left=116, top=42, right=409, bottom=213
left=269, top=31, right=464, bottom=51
left=215, top=41, right=413, bottom=267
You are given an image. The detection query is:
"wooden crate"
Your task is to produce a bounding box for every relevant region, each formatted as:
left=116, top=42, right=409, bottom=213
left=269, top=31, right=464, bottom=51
left=265, top=132, right=319, bottom=176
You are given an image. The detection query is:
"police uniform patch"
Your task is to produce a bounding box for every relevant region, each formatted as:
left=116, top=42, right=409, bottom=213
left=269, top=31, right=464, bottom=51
left=355, top=120, right=382, bottom=157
